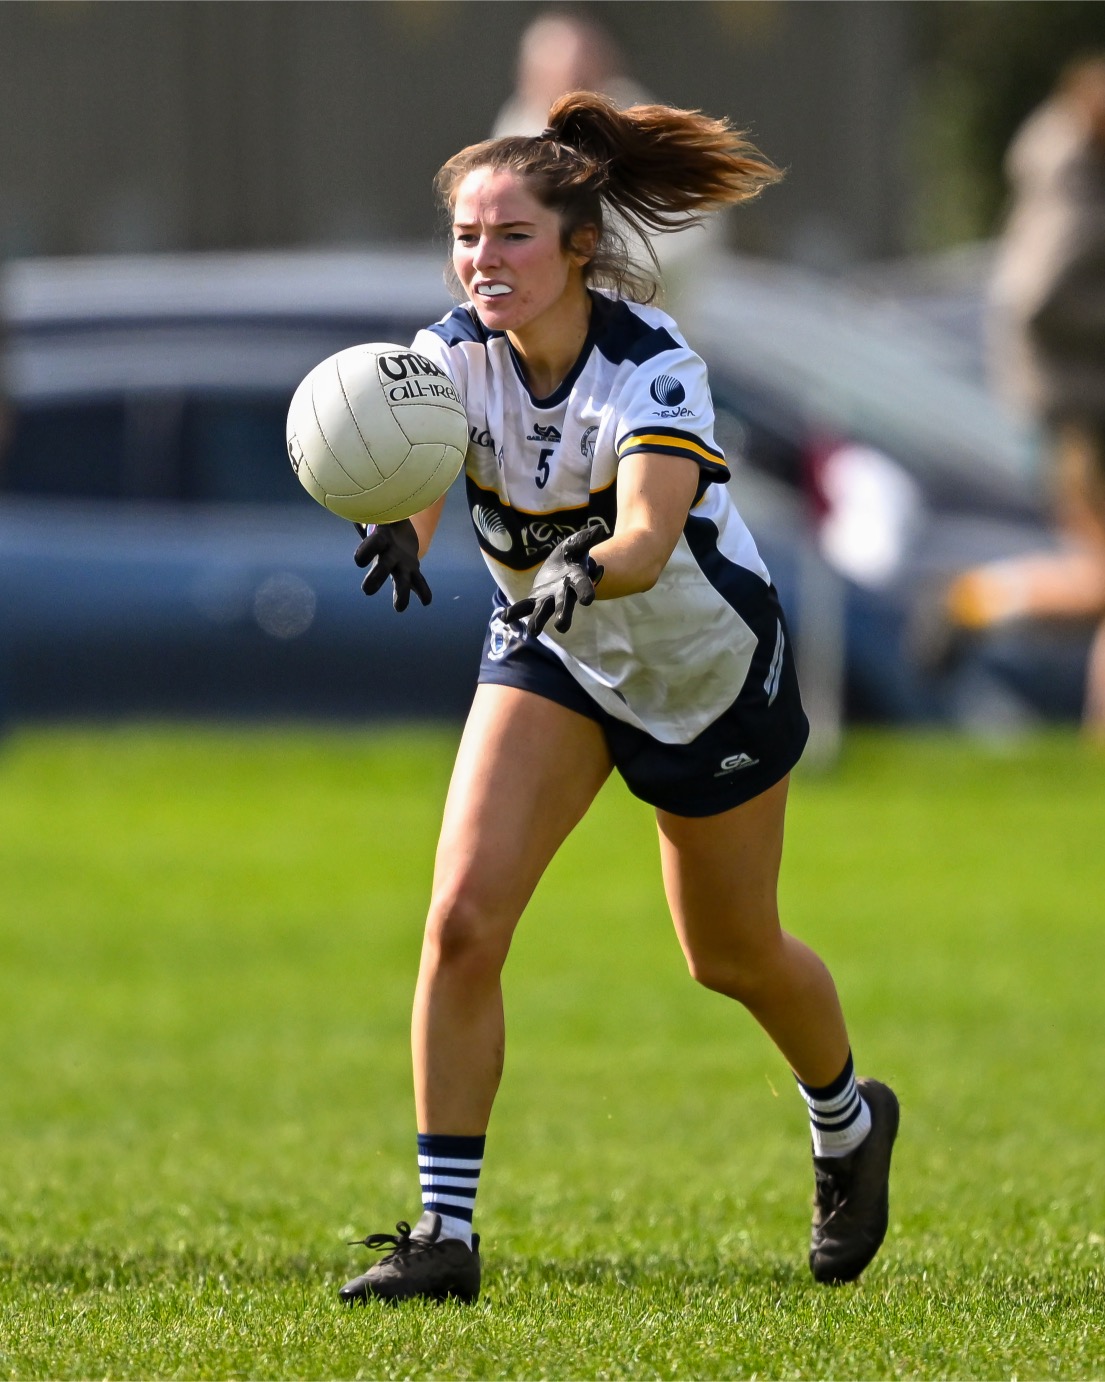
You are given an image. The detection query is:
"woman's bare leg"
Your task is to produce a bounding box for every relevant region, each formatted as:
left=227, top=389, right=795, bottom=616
left=658, top=775, right=898, bottom=1285
left=656, top=775, right=849, bottom=1086
left=413, top=684, right=613, bottom=1133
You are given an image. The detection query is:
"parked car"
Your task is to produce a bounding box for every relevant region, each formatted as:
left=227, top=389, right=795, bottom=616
left=0, top=246, right=1077, bottom=730
left=0, top=249, right=495, bottom=721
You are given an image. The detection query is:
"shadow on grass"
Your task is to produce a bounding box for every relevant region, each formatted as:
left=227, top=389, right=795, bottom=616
left=2, top=1244, right=817, bottom=1299
left=10, top=1244, right=1095, bottom=1309
left=488, top=1252, right=809, bottom=1294
left=487, top=1252, right=1105, bottom=1307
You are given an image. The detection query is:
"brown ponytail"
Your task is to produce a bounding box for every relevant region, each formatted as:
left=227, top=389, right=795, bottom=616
left=435, top=91, right=782, bottom=302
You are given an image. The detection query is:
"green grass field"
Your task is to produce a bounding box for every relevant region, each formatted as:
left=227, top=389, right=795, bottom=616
left=0, top=724, right=1101, bottom=1380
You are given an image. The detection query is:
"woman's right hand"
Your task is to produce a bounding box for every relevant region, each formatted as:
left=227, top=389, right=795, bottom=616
left=354, top=519, right=432, bottom=611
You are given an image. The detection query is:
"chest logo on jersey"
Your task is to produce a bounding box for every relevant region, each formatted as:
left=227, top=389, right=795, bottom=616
left=519, top=515, right=610, bottom=560
left=580, top=425, right=598, bottom=461
left=471, top=505, right=612, bottom=560
left=467, top=476, right=617, bottom=570
left=526, top=423, right=562, bottom=443
left=472, top=505, right=513, bottom=554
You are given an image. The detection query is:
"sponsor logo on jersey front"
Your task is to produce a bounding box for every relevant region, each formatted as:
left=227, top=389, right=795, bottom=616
left=518, top=515, right=610, bottom=561
left=465, top=475, right=617, bottom=569
left=526, top=423, right=562, bottom=443
left=472, top=505, right=513, bottom=553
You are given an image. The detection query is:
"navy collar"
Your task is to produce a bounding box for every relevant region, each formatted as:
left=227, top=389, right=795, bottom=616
left=504, top=291, right=602, bottom=410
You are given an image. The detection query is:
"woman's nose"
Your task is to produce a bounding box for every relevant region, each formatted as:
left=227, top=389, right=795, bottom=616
left=472, top=235, right=499, bottom=269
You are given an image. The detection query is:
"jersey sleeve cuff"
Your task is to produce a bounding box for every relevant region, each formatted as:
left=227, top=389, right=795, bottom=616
left=616, top=426, right=731, bottom=482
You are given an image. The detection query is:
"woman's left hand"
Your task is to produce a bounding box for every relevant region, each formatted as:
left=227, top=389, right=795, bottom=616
left=501, top=526, right=605, bottom=636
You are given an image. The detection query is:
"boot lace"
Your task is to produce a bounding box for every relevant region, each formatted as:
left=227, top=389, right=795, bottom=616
left=348, top=1220, right=420, bottom=1261
left=814, top=1165, right=850, bottom=1221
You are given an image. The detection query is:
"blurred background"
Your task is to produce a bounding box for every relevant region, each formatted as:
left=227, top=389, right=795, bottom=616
left=2, top=0, right=1105, bottom=748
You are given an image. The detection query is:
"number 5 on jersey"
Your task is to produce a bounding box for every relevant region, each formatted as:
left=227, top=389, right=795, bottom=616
left=535, top=447, right=553, bottom=490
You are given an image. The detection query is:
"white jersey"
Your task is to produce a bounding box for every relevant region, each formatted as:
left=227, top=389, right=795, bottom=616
left=412, top=291, right=775, bottom=745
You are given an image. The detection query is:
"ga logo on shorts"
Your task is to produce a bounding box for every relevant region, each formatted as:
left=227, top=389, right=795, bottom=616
left=714, top=752, right=760, bottom=776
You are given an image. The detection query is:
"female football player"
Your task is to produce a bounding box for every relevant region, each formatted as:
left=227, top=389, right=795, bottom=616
left=339, top=93, right=898, bottom=1304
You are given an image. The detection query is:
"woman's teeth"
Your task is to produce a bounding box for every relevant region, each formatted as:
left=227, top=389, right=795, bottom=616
left=477, top=283, right=511, bottom=297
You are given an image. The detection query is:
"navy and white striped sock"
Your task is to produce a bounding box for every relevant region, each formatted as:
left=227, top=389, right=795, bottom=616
left=416, top=1132, right=485, bottom=1247
left=796, top=1051, right=872, bottom=1158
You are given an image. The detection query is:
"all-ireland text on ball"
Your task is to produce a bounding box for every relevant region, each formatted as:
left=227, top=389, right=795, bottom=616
left=286, top=343, right=468, bottom=524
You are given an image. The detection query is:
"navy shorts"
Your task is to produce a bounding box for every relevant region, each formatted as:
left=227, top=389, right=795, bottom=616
left=477, top=588, right=810, bottom=818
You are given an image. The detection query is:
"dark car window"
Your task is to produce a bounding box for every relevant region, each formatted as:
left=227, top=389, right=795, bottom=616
left=1, top=400, right=129, bottom=498
left=180, top=396, right=298, bottom=503
left=0, top=392, right=301, bottom=504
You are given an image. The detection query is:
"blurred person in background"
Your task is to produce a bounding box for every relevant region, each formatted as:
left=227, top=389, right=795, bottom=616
left=491, top=8, right=721, bottom=306
left=936, top=55, right=1105, bottom=740
left=490, top=9, right=651, bottom=139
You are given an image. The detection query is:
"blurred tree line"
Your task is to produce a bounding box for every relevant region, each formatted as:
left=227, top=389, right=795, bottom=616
left=911, top=0, right=1105, bottom=251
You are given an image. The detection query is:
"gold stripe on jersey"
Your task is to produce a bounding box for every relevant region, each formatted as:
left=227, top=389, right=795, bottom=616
left=617, top=427, right=727, bottom=468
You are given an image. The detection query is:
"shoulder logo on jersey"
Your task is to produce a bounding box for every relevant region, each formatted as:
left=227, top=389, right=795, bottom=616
left=580, top=425, right=599, bottom=461
left=472, top=505, right=513, bottom=553
left=526, top=423, right=562, bottom=443
left=649, top=374, right=686, bottom=407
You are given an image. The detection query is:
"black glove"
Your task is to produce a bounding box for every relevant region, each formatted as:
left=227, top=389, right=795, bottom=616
left=353, top=520, right=432, bottom=612
left=501, top=526, right=605, bottom=636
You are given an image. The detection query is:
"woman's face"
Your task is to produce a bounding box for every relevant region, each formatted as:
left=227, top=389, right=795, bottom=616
left=451, top=167, right=593, bottom=337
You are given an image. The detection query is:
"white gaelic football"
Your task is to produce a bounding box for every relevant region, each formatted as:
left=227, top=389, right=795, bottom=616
left=286, top=343, right=467, bottom=524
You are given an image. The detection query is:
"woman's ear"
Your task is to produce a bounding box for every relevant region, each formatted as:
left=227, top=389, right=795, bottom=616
left=568, top=223, right=599, bottom=268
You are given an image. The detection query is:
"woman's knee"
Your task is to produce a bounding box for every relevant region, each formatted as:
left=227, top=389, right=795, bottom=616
left=683, top=935, right=784, bottom=1003
left=422, top=885, right=515, bottom=981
